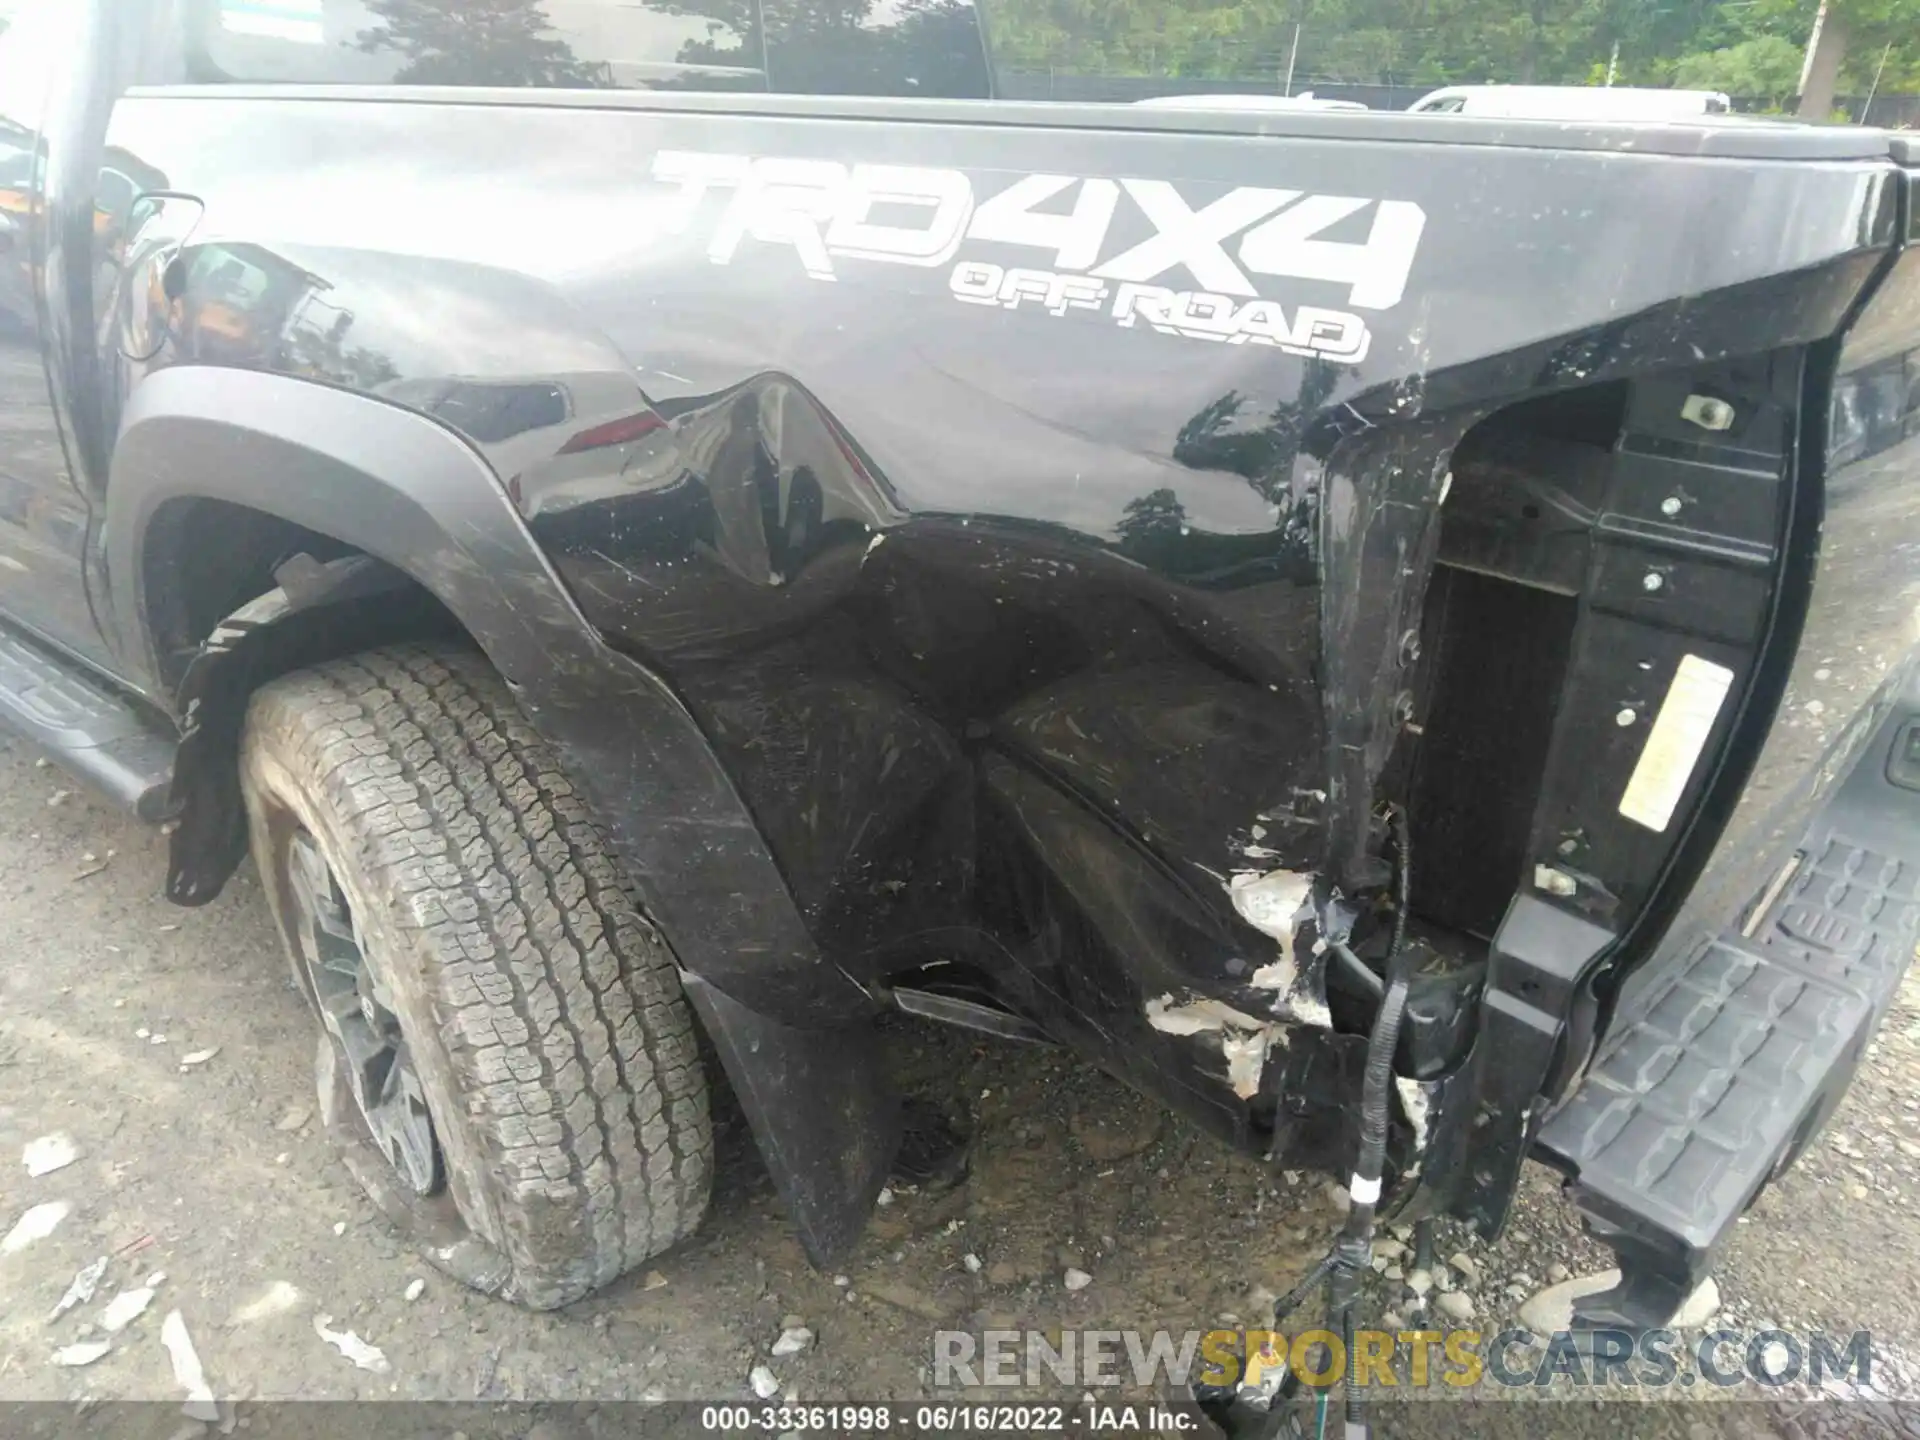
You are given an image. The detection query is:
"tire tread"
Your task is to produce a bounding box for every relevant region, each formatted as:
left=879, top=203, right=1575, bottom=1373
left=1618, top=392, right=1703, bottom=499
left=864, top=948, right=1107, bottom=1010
left=245, top=643, right=711, bottom=1308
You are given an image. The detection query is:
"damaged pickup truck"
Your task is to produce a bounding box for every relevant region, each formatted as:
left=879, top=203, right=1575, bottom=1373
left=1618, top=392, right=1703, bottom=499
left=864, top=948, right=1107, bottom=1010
left=5, top=0, right=1920, bottom=1403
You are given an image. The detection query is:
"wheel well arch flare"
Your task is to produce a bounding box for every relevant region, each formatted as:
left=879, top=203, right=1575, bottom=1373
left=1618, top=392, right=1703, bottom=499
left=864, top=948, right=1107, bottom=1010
left=110, top=366, right=896, bottom=1265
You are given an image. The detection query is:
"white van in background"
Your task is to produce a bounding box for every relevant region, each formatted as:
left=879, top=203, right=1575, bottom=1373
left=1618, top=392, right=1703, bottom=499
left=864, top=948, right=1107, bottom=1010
left=1409, top=85, right=1732, bottom=119
left=1133, top=93, right=1369, bottom=113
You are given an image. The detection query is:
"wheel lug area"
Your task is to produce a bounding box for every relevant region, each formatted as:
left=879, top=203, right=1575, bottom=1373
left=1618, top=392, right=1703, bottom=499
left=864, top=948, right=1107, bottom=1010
left=287, top=824, right=443, bottom=1200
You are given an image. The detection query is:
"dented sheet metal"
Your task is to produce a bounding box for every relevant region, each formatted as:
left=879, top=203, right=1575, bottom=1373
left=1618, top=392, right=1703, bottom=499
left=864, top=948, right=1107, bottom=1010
left=106, top=85, right=1905, bottom=1268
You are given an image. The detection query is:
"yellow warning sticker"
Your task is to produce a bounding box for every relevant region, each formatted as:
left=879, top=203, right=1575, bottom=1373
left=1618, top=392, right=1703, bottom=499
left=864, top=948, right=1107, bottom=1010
left=1618, top=654, right=1737, bottom=833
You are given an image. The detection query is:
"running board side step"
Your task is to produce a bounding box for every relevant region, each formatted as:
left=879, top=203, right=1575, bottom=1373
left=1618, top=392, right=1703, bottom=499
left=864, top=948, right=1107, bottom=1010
left=0, top=619, right=175, bottom=820
left=1536, top=699, right=1920, bottom=1330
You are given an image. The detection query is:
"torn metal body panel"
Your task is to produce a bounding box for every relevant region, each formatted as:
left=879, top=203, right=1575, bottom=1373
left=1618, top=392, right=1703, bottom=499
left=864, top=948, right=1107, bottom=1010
left=105, top=98, right=1906, bottom=1230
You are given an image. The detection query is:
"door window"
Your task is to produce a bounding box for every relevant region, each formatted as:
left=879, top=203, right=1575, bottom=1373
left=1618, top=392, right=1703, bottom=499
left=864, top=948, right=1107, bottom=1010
left=761, top=0, right=990, bottom=99
left=185, top=0, right=995, bottom=99
left=189, top=0, right=767, bottom=91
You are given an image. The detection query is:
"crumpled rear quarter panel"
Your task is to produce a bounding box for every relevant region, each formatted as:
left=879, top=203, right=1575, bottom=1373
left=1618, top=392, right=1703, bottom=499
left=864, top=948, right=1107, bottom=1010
left=106, top=91, right=1897, bottom=1156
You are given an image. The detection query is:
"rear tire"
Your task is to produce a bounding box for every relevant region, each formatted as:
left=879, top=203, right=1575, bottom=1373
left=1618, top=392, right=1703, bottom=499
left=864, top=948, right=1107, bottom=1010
left=239, top=643, right=712, bottom=1309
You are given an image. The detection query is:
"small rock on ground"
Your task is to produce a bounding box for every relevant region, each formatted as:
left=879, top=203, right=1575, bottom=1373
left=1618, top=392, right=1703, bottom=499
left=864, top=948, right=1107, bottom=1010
left=771, top=1327, right=814, bottom=1358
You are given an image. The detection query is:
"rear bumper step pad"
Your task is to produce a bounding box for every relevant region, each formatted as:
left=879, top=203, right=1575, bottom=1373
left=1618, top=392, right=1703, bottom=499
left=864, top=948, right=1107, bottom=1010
left=1538, top=735, right=1920, bottom=1328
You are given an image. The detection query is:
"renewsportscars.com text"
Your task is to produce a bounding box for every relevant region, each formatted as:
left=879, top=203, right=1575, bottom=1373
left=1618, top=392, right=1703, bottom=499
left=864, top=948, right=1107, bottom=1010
left=933, top=1326, right=1874, bottom=1393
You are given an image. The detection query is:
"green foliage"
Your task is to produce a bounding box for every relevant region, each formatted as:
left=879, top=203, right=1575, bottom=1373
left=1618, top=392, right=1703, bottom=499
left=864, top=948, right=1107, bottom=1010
left=986, top=0, right=1296, bottom=79
left=983, top=0, right=1920, bottom=96
left=1670, top=35, right=1804, bottom=98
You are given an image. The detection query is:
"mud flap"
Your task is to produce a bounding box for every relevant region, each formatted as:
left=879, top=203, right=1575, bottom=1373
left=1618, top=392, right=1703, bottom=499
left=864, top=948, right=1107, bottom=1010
left=681, top=975, right=899, bottom=1266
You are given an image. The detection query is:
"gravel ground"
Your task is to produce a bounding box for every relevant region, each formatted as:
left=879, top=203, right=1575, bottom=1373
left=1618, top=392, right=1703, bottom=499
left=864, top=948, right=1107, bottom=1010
left=1, top=732, right=1917, bottom=1438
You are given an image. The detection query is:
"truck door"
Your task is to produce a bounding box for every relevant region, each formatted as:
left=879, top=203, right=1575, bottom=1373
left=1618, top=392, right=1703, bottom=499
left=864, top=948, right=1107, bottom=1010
left=0, top=0, right=107, bottom=666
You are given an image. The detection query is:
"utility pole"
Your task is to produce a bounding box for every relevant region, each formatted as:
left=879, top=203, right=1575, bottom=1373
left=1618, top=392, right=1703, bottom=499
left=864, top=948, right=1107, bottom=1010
left=1605, top=40, right=1619, bottom=87
left=1797, top=0, right=1848, bottom=120
left=1284, top=22, right=1301, bottom=97
left=1863, top=40, right=1892, bottom=125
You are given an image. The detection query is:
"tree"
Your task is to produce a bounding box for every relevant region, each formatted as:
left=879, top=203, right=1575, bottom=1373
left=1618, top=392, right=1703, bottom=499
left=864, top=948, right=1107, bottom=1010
left=356, top=0, right=608, bottom=87
left=1739, top=0, right=1920, bottom=117
left=1797, top=0, right=1846, bottom=116
left=1671, top=35, right=1803, bottom=102
left=661, top=0, right=989, bottom=93
left=981, top=0, right=1920, bottom=104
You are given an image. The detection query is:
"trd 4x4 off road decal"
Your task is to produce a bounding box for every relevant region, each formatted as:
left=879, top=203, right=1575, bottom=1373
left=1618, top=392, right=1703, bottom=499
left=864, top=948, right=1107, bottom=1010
left=649, top=153, right=1426, bottom=365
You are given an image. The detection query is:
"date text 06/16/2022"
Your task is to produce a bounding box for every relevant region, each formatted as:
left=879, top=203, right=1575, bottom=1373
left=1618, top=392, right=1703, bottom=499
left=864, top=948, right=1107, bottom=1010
left=698, top=1402, right=1200, bottom=1432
